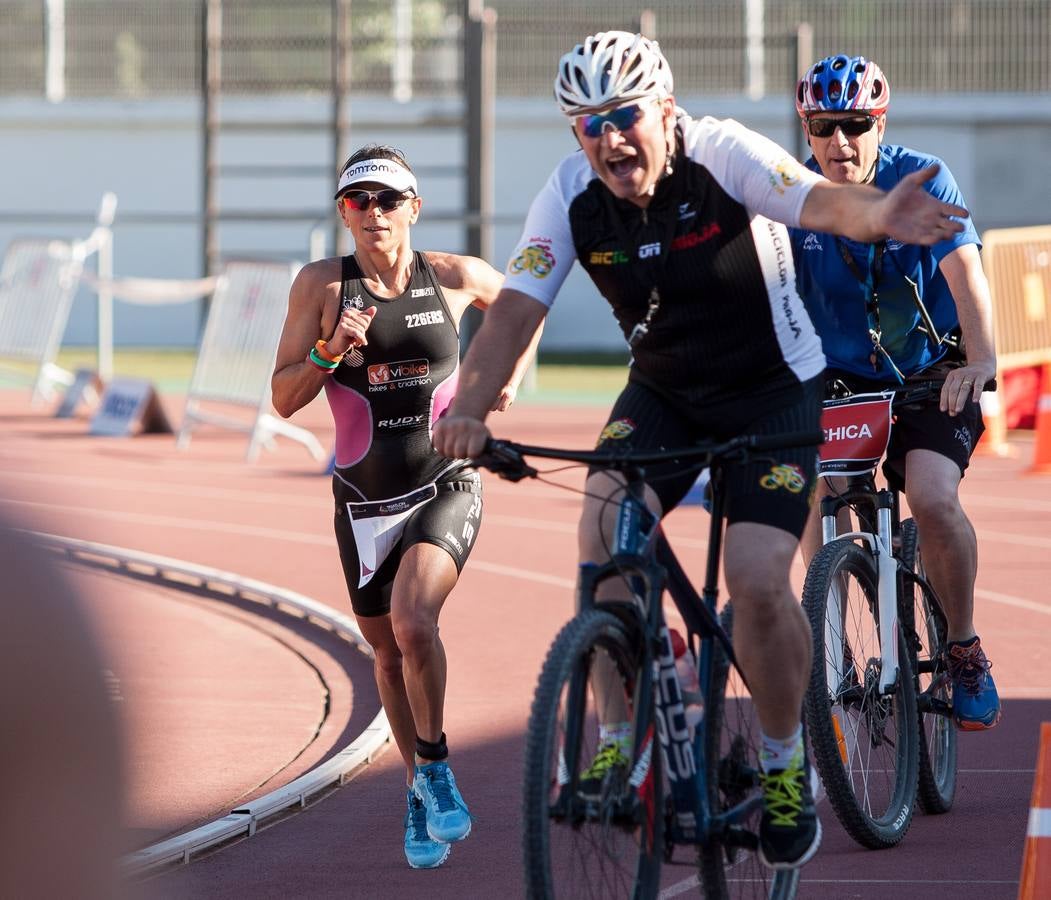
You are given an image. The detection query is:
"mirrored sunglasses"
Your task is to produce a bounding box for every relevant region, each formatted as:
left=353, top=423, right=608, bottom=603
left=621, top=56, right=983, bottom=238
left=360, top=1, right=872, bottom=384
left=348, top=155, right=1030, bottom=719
left=339, top=189, right=413, bottom=212
left=577, top=102, right=650, bottom=139
left=807, top=115, right=877, bottom=139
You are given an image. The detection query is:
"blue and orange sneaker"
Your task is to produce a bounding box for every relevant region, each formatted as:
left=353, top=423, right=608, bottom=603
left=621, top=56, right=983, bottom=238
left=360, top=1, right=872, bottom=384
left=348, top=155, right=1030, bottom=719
left=413, top=761, right=472, bottom=843
left=404, top=789, right=450, bottom=869
left=946, top=636, right=1002, bottom=731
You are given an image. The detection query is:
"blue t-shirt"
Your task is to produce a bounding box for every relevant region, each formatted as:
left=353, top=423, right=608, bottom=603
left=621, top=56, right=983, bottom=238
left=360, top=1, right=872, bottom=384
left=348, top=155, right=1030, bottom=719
left=789, top=144, right=979, bottom=381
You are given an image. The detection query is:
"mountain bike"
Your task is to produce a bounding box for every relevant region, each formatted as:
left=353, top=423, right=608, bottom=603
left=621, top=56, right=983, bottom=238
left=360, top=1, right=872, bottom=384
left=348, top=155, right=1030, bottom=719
left=473, top=429, right=822, bottom=900
left=802, top=380, right=965, bottom=850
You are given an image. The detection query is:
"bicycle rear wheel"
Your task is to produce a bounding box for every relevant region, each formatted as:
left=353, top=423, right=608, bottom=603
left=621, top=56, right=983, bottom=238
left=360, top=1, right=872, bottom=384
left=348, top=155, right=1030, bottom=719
left=522, top=607, right=663, bottom=900
left=900, top=518, right=957, bottom=814
left=699, top=604, right=799, bottom=900
left=802, top=539, right=919, bottom=849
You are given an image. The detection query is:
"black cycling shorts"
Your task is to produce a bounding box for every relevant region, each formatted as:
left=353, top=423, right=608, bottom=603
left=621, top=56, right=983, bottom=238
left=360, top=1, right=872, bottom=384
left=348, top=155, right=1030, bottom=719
left=333, top=476, right=483, bottom=618
left=591, top=375, right=823, bottom=539
left=826, top=369, right=985, bottom=491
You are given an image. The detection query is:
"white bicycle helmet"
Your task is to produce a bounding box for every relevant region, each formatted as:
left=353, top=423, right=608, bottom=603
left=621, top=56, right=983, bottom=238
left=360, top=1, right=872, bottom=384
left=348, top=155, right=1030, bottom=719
left=554, top=31, right=673, bottom=116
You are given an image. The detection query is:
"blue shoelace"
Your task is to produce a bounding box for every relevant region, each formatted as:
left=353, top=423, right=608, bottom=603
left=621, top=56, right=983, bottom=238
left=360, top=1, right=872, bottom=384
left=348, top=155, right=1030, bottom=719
left=406, top=797, right=429, bottom=840
left=424, top=766, right=459, bottom=813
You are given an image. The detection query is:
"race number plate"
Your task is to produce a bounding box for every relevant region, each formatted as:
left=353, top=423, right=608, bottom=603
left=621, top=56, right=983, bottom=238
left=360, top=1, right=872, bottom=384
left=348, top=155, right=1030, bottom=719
left=818, top=392, right=893, bottom=476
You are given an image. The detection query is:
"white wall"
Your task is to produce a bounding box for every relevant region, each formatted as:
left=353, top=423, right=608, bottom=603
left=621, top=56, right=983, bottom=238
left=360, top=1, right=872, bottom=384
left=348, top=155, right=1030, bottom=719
left=2, top=93, right=1049, bottom=350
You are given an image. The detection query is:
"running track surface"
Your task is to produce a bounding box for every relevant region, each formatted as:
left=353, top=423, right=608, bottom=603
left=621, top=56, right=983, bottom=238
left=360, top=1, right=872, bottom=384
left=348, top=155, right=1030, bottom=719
left=1, top=387, right=1048, bottom=899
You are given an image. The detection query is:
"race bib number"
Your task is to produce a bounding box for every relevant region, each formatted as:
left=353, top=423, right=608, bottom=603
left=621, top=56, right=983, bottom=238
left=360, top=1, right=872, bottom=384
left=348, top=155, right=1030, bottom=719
left=818, top=393, right=893, bottom=476
left=346, top=483, right=437, bottom=587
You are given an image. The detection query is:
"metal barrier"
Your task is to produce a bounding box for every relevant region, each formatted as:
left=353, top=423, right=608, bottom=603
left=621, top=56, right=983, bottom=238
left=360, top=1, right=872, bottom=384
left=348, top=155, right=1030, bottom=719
left=0, top=193, right=116, bottom=404
left=982, top=226, right=1051, bottom=370
left=976, top=225, right=1051, bottom=455
left=3, top=0, right=1049, bottom=99
left=177, top=259, right=325, bottom=462
left=0, top=238, right=82, bottom=404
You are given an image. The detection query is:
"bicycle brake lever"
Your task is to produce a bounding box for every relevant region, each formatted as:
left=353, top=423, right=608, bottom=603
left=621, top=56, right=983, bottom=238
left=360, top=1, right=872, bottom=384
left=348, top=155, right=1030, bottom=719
left=472, top=442, right=537, bottom=482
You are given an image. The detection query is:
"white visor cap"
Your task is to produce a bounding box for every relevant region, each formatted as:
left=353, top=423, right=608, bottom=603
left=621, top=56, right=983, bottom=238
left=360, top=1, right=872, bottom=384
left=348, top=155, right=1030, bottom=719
left=334, top=158, right=418, bottom=199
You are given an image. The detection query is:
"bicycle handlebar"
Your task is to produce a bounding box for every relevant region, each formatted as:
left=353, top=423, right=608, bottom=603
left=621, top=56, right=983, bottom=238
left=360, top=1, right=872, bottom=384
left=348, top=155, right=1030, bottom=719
left=831, top=377, right=997, bottom=409
left=471, top=429, right=825, bottom=482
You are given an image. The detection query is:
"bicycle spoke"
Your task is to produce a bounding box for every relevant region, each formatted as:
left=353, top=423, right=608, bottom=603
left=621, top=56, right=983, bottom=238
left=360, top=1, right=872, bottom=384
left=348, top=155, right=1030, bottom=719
left=803, top=540, right=919, bottom=849
left=700, top=605, right=799, bottom=899
left=523, top=610, right=662, bottom=899
left=900, top=518, right=957, bottom=814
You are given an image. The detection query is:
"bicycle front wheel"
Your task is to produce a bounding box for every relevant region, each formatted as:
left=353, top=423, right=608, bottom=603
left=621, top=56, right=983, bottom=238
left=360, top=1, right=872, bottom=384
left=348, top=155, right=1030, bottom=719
left=900, top=518, right=957, bottom=814
left=802, top=539, right=919, bottom=849
left=522, top=608, right=663, bottom=900
left=699, top=604, right=800, bottom=900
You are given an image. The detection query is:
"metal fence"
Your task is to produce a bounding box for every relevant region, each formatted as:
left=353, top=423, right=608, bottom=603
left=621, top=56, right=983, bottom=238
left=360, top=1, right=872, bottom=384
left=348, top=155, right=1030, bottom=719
left=0, top=0, right=1049, bottom=99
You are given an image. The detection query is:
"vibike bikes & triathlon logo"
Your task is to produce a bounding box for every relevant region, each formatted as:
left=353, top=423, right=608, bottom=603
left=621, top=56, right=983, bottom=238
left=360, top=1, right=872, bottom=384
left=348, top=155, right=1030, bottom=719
left=367, top=358, right=431, bottom=392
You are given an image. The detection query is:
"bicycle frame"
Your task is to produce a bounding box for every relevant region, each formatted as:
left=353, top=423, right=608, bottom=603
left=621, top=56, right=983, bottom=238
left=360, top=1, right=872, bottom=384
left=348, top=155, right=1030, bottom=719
left=575, top=468, right=704, bottom=843
left=477, top=429, right=818, bottom=896
left=818, top=478, right=900, bottom=694
left=578, top=460, right=759, bottom=849
left=817, top=391, right=902, bottom=695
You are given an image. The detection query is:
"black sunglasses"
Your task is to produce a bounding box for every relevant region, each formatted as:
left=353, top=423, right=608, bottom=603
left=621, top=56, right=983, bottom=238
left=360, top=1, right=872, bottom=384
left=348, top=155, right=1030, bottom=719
left=339, top=189, right=413, bottom=212
left=807, top=115, right=877, bottom=139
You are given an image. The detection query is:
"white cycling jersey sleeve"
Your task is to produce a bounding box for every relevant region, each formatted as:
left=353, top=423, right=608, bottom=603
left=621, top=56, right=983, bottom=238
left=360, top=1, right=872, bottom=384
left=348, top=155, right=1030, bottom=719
left=680, top=115, right=822, bottom=228
left=501, top=153, right=593, bottom=309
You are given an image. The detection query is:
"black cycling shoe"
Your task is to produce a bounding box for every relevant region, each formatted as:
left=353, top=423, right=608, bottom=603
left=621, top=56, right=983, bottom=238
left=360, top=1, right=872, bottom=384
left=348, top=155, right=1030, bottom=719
left=758, top=748, right=822, bottom=869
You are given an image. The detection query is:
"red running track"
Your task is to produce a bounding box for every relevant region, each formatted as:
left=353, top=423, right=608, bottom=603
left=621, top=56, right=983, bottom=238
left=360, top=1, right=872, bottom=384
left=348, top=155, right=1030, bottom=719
left=1, top=388, right=1048, bottom=899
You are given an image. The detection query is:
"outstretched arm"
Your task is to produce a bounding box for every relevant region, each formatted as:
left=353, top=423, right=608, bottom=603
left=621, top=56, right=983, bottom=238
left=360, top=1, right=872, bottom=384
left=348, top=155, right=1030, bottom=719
left=800, top=165, right=969, bottom=246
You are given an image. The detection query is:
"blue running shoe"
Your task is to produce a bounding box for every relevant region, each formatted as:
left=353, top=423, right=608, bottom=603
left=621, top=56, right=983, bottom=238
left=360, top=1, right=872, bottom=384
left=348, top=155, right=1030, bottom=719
left=413, top=761, right=472, bottom=843
left=404, top=789, right=450, bottom=869
left=946, top=636, right=1002, bottom=730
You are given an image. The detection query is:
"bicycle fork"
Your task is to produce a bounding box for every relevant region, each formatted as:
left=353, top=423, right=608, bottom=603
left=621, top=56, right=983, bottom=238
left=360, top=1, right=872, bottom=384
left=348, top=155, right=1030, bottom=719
left=821, top=490, right=900, bottom=694
left=603, top=494, right=701, bottom=843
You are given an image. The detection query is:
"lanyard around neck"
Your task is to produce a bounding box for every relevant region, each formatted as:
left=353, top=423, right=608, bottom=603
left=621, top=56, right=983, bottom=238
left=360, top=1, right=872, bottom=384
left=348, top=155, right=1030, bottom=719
left=609, top=188, right=681, bottom=346
left=602, top=151, right=682, bottom=348
left=835, top=239, right=905, bottom=382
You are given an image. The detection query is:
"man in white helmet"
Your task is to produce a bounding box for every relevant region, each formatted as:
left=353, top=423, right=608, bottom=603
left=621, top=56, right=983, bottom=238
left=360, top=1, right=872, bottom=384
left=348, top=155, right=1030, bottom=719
left=434, top=30, right=970, bottom=871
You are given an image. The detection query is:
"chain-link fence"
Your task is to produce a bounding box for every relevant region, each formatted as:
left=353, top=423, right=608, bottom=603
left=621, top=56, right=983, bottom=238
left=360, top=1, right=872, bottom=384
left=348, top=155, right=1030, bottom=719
left=0, top=0, right=1049, bottom=98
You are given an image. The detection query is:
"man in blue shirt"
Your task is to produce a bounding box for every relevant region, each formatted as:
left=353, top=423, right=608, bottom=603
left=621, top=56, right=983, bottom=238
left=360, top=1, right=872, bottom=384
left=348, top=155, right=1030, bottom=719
left=791, top=54, right=1001, bottom=730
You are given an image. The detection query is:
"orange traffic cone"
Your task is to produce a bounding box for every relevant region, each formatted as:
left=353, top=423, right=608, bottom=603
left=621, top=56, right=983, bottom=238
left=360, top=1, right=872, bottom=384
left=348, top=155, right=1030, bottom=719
left=1030, top=365, right=1051, bottom=475
left=1019, top=722, right=1051, bottom=899
left=976, top=388, right=1011, bottom=457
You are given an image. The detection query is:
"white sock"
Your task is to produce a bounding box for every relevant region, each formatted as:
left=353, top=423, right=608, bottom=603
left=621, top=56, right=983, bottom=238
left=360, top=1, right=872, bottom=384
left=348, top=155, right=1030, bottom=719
left=599, top=722, right=632, bottom=751
left=760, top=725, right=803, bottom=773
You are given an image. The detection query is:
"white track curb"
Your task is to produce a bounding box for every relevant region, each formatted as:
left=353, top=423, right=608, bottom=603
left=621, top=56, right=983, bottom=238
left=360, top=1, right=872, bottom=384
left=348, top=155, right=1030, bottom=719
left=31, top=531, right=391, bottom=877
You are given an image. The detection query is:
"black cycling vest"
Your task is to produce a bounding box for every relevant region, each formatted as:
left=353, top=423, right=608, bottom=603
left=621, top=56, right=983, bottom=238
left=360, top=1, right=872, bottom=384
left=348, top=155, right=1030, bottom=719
left=569, top=144, right=798, bottom=406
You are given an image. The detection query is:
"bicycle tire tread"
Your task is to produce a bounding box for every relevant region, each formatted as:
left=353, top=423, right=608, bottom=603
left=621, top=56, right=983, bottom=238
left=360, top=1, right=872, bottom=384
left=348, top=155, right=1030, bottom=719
left=802, top=540, right=920, bottom=850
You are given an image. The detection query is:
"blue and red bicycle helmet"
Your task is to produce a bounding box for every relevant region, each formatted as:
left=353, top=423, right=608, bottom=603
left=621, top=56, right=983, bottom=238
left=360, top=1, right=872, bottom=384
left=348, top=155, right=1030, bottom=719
left=796, top=54, right=890, bottom=118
